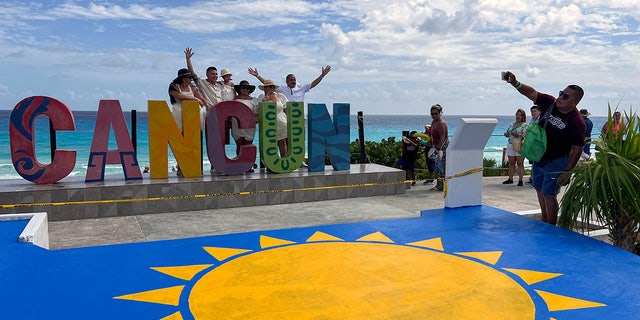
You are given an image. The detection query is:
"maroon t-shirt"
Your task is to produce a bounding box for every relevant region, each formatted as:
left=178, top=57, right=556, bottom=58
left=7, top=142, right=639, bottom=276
left=536, top=93, right=586, bottom=161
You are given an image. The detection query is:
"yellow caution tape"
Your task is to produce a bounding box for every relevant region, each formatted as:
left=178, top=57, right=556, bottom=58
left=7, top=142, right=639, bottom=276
left=0, top=181, right=407, bottom=209
left=439, top=167, right=484, bottom=198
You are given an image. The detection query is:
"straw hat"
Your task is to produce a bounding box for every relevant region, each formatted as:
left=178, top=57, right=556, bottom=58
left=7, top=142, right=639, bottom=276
left=259, top=79, right=280, bottom=90
left=220, top=68, right=232, bottom=77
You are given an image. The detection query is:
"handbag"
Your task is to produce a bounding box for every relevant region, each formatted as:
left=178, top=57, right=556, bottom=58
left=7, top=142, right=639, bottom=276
left=511, top=136, right=523, bottom=152
left=520, top=103, right=554, bottom=162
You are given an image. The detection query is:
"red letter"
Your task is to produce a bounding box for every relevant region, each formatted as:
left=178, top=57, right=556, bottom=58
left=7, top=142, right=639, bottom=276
left=10, top=96, right=76, bottom=184
left=206, top=101, right=256, bottom=175
left=85, top=100, right=142, bottom=182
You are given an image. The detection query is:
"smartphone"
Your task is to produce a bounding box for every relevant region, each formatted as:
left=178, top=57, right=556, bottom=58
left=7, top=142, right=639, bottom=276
left=501, top=71, right=509, bottom=81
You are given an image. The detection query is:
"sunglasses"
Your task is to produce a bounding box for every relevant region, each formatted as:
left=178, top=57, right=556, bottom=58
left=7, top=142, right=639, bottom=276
left=240, top=85, right=251, bottom=89
left=430, top=112, right=439, bottom=116
left=558, top=91, right=572, bottom=100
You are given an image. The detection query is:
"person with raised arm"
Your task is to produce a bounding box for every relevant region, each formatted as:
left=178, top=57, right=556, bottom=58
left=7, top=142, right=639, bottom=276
left=184, top=47, right=222, bottom=109
left=502, top=71, right=585, bottom=225
left=248, top=66, right=331, bottom=102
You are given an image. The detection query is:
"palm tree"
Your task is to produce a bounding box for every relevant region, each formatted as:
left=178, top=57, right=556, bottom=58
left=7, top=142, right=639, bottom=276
left=558, top=107, right=640, bottom=252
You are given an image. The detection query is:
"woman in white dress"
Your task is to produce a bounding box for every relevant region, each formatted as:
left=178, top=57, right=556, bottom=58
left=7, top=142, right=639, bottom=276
left=232, top=80, right=259, bottom=166
left=220, top=68, right=236, bottom=102
left=257, top=79, right=288, bottom=157
left=168, top=68, right=207, bottom=131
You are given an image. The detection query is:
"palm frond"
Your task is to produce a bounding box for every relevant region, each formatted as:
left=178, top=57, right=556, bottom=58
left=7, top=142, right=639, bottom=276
left=558, top=105, right=640, bottom=252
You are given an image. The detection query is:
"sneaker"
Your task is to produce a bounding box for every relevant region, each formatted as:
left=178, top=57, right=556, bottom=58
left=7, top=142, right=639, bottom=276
left=517, top=180, right=523, bottom=186
left=411, top=181, right=416, bottom=186
left=423, top=179, right=434, bottom=184
left=502, top=179, right=513, bottom=184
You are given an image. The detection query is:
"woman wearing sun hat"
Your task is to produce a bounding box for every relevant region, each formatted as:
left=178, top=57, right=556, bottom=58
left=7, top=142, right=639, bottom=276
left=220, top=68, right=236, bottom=102
left=168, top=68, right=208, bottom=132
left=258, top=79, right=289, bottom=157
left=232, top=80, right=259, bottom=168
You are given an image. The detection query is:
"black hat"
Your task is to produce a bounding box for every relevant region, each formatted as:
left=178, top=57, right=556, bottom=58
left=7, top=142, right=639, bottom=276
left=177, top=68, right=193, bottom=78
left=234, top=81, right=256, bottom=94
left=580, top=109, right=590, bottom=116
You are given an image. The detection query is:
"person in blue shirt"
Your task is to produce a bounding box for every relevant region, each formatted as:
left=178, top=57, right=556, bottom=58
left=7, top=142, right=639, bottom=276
left=580, top=109, right=593, bottom=160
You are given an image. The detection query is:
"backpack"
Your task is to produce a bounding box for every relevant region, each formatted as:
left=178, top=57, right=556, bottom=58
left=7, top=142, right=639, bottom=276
left=520, top=103, right=555, bottom=162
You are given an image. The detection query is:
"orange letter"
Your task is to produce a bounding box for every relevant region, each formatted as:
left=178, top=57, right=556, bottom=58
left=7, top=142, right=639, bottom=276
left=148, top=100, right=201, bottom=178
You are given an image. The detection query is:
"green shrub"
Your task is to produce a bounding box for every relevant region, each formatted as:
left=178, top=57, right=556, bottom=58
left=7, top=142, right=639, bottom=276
left=351, top=137, right=509, bottom=178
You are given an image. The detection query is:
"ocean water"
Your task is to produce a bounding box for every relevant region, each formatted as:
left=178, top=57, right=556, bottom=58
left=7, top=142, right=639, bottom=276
left=0, top=110, right=606, bottom=180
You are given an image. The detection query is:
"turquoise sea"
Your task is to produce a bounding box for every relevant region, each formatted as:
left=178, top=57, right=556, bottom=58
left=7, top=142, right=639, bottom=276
left=0, top=110, right=606, bottom=180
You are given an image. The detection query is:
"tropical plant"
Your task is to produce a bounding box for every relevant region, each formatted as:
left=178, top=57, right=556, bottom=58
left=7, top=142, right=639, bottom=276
left=350, top=138, right=402, bottom=167
left=558, top=106, right=640, bottom=252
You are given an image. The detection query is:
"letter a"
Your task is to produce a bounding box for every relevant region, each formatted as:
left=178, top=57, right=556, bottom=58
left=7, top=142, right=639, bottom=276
left=85, top=100, right=142, bottom=182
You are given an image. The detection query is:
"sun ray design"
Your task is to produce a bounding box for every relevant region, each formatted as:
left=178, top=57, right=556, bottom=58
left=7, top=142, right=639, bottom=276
left=160, top=311, right=183, bottom=320
left=115, top=231, right=606, bottom=319
left=502, top=268, right=563, bottom=285
left=535, top=290, right=607, bottom=311
left=151, top=264, right=213, bottom=281
left=203, top=246, right=251, bottom=261
left=114, top=285, right=184, bottom=306
left=456, top=251, right=503, bottom=265
left=356, top=231, right=394, bottom=243
left=260, top=235, right=296, bottom=248
left=407, top=237, right=444, bottom=251
left=306, top=231, right=344, bottom=242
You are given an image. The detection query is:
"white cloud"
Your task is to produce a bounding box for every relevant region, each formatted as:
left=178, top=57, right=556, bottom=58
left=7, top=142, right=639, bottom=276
left=0, top=0, right=639, bottom=115
left=320, top=23, right=352, bottom=65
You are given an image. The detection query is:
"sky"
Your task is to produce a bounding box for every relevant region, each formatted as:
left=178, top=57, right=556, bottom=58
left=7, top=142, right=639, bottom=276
left=0, top=0, right=639, bottom=116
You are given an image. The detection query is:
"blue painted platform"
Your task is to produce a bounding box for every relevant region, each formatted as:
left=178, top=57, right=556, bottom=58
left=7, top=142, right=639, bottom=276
left=1, top=206, right=639, bottom=319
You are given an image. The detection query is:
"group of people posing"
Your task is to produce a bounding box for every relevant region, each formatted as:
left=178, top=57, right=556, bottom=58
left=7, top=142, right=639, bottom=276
left=394, top=104, right=449, bottom=191
left=168, top=47, right=331, bottom=170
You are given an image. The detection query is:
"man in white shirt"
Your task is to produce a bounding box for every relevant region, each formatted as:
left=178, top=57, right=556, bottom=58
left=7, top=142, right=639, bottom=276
left=248, top=66, right=331, bottom=102
left=184, top=47, right=223, bottom=110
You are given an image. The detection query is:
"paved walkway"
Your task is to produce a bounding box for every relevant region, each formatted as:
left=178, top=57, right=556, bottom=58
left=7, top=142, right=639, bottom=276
left=48, top=177, right=547, bottom=249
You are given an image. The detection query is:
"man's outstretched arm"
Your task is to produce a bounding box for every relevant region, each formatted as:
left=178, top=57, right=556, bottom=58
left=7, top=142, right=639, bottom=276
left=310, top=65, right=331, bottom=89
left=504, top=71, right=537, bottom=102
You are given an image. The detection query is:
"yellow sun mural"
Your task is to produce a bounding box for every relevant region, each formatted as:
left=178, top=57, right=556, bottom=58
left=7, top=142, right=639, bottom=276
left=115, top=231, right=605, bottom=319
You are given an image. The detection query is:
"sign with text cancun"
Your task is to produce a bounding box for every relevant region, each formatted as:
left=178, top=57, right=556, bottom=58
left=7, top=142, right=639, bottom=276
left=10, top=96, right=350, bottom=184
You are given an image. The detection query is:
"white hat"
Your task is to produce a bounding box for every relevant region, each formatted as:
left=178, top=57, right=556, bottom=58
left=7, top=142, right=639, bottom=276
left=220, top=68, right=232, bottom=77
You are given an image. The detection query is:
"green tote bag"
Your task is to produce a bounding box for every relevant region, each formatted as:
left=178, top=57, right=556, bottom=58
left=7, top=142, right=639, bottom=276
left=520, top=103, right=554, bottom=162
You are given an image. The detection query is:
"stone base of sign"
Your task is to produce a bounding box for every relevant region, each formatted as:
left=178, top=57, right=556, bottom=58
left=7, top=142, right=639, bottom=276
left=0, top=164, right=406, bottom=221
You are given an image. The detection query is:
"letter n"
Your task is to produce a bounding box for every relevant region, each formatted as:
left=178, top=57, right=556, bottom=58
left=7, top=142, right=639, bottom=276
left=307, top=103, right=350, bottom=172
left=148, top=100, right=202, bottom=178
left=85, top=100, right=142, bottom=182
left=10, top=96, right=76, bottom=184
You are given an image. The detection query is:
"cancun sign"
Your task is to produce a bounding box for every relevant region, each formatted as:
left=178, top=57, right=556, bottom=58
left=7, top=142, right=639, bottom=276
left=10, top=96, right=350, bottom=184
